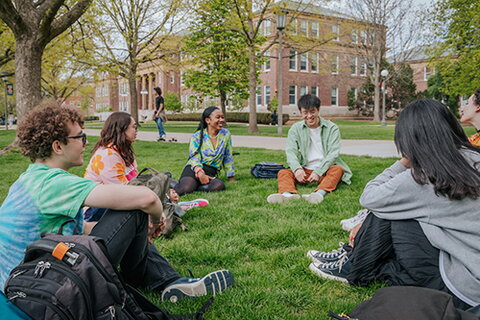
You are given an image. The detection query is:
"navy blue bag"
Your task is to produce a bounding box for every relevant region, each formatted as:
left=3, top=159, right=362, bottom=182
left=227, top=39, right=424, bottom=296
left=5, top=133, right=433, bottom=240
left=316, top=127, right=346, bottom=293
left=250, top=162, right=286, bottom=179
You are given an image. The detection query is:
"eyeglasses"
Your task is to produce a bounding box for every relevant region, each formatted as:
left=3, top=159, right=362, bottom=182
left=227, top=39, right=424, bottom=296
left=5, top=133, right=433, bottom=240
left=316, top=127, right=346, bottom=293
left=67, top=133, right=87, bottom=146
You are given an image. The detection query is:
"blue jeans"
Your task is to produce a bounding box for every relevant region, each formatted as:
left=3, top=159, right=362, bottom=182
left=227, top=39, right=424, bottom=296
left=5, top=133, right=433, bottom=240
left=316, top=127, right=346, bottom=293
left=90, top=209, right=179, bottom=291
left=155, top=117, right=166, bottom=137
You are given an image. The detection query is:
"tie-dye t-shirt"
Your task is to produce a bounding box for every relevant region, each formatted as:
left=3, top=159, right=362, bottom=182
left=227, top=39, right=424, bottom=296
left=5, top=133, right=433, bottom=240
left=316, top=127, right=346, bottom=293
left=0, top=163, right=97, bottom=291
left=186, top=128, right=234, bottom=177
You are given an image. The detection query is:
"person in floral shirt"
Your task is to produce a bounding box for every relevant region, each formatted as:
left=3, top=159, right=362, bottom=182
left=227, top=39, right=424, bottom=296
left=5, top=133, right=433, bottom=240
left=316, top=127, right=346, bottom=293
left=460, top=89, right=480, bottom=147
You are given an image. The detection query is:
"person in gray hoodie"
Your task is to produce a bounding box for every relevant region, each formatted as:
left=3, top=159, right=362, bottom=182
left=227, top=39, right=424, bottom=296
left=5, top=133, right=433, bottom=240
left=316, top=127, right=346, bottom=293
left=308, top=99, right=480, bottom=310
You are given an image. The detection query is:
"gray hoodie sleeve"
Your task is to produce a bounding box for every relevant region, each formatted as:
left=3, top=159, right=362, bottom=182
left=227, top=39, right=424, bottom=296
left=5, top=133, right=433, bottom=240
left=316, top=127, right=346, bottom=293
left=359, top=161, right=431, bottom=221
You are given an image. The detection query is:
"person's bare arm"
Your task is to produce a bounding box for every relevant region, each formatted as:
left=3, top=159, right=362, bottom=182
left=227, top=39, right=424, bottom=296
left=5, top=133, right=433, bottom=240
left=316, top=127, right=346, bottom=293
left=84, top=184, right=163, bottom=221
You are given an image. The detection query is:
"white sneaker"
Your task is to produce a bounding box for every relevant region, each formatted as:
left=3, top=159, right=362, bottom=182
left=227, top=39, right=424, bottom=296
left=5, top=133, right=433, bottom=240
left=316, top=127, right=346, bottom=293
left=302, top=193, right=324, bottom=204
left=267, top=193, right=300, bottom=203
left=340, top=209, right=369, bottom=231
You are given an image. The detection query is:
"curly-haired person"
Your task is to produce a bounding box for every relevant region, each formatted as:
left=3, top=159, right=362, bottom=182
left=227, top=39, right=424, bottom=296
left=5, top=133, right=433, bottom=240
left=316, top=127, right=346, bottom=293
left=0, top=101, right=233, bottom=303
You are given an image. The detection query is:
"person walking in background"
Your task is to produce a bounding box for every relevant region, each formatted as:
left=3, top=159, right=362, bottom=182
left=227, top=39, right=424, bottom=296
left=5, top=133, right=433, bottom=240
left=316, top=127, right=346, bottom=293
left=460, top=89, right=480, bottom=146
left=267, top=94, right=352, bottom=204
left=154, top=87, right=167, bottom=141
left=174, top=106, right=235, bottom=196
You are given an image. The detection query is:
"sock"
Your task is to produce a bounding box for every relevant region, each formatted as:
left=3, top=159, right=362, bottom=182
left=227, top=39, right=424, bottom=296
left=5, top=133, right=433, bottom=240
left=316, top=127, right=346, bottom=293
left=315, top=190, right=327, bottom=196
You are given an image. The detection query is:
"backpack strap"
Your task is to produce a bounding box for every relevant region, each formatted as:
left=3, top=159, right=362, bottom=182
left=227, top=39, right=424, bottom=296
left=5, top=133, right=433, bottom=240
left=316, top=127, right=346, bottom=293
left=138, top=167, right=162, bottom=176
left=57, top=219, right=80, bottom=235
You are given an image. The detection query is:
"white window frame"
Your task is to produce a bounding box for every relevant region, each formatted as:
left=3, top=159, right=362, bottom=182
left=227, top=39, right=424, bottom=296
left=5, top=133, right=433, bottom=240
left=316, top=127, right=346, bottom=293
left=360, top=30, right=367, bottom=45
left=300, top=85, right=307, bottom=96
left=264, top=20, right=272, bottom=36
left=265, top=85, right=271, bottom=105
left=300, top=53, right=308, bottom=72
left=332, top=24, right=340, bottom=41
left=290, top=18, right=297, bottom=35
left=300, top=20, right=308, bottom=36
left=311, top=22, right=319, bottom=37
left=289, top=85, right=297, bottom=105
left=264, top=51, right=271, bottom=71
left=351, top=56, right=358, bottom=75
left=351, top=29, right=358, bottom=44
left=311, top=86, right=318, bottom=96
left=331, top=88, right=338, bottom=106
left=256, top=86, right=263, bottom=105
left=360, top=58, right=367, bottom=76
left=310, top=52, right=319, bottom=73
left=332, top=55, right=339, bottom=75
left=289, top=50, right=297, bottom=71
left=170, top=73, right=175, bottom=84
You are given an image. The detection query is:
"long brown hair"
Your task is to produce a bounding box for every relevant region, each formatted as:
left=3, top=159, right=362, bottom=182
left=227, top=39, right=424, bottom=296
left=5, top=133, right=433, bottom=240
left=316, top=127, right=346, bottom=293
left=93, top=112, right=135, bottom=166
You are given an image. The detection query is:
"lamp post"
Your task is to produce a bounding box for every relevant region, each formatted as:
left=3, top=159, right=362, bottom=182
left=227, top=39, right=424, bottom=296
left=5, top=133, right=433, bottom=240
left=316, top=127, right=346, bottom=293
left=1, top=73, right=8, bottom=130
left=276, top=12, right=286, bottom=135
left=380, top=69, right=389, bottom=127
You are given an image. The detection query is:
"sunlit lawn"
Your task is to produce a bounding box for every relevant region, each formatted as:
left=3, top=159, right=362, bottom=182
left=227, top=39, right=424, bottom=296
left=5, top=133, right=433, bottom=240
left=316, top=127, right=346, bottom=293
left=1, top=130, right=392, bottom=319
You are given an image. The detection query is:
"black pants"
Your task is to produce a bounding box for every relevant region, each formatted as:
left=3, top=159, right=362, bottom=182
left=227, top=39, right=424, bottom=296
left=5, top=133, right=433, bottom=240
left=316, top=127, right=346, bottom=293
left=90, top=209, right=179, bottom=291
left=347, top=214, right=472, bottom=310
left=174, top=164, right=225, bottom=196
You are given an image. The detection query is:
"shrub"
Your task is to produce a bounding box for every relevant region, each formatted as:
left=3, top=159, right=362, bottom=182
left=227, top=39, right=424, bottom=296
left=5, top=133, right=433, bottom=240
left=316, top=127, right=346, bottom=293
left=167, top=112, right=289, bottom=125
left=164, top=91, right=183, bottom=112
left=84, top=115, right=99, bottom=121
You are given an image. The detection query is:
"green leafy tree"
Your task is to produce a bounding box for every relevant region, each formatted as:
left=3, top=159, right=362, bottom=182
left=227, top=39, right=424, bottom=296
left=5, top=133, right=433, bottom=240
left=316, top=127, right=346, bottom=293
left=418, top=72, right=459, bottom=116
left=183, top=0, right=249, bottom=116
left=0, top=0, right=93, bottom=123
left=164, top=91, right=182, bottom=112
left=430, top=0, right=480, bottom=96
left=387, top=62, right=417, bottom=111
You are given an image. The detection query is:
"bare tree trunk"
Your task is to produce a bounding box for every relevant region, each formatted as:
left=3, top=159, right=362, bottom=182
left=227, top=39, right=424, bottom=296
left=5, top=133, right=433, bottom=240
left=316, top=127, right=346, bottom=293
left=15, top=39, right=43, bottom=124
left=219, top=89, right=227, bottom=115
left=128, top=74, right=139, bottom=124
left=248, top=46, right=259, bottom=133
left=373, top=69, right=381, bottom=122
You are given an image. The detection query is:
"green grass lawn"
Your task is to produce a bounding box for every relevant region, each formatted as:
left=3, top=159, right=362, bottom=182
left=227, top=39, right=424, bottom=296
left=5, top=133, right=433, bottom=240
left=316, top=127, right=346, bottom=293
left=0, top=131, right=424, bottom=318
left=85, top=120, right=478, bottom=140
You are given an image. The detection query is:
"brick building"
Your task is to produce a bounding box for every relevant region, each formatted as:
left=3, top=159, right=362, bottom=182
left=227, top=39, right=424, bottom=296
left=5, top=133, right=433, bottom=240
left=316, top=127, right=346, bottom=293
left=93, top=2, right=383, bottom=119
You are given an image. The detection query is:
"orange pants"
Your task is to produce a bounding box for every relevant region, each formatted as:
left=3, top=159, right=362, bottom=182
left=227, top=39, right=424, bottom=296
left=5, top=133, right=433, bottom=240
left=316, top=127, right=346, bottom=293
left=277, top=165, right=344, bottom=194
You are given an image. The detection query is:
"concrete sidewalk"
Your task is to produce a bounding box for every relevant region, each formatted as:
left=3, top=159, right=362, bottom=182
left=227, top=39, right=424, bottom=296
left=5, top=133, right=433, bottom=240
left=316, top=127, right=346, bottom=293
left=85, top=129, right=399, bottom=158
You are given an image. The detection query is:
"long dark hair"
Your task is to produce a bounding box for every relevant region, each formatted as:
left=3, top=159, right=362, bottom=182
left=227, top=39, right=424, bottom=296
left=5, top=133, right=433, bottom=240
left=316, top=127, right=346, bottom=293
left=93, top=112, right=135, bottom=166
left=395, top=99, right=480, bottom=200
left=191, top=106, right=219, bottom=159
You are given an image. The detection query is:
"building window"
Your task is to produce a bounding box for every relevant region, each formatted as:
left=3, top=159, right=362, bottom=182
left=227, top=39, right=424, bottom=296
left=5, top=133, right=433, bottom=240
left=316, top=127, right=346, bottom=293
left=332, top=55, right=339, bottom=74
left=264, top=19, right=272, bottom=36
left=351, top=56, right=358, bottom=75
left=289, top=18, right=297, bottom=35
left=311, top=86, right=318, bottom=96
left=331, top=88, right=338, bottom=106
left=300, top=53, right=308, bottom=71
left=256, top=86, right=263, bottom=105
left=289, top=50, right=297, bottom=71
left=332, top=24, right=339, bottom=41
left=351, top=29, right=358, bottom=44
left=300, top=86, right=307, bottom=96
left=311, top=22, right=319, bottom=37
left=349, top=87, right=358, bottom=100
left=300, top=20, right=307, bottom=36
left=180, top=71, right=185, bottom=86
left=265, top=86, right=271, bottom=105
left=264, top=51, right=271, bottom=71
left=360, top=58, right=367, bottom=76
left=289, top=85, right=297, bottom=104
left=360, top=30, right=367, bottom=45
left=424, top=66, right=433, bottom=80
left=170, top=73, right=174, bottom=83
left=311, top=52, right=318, bottom=72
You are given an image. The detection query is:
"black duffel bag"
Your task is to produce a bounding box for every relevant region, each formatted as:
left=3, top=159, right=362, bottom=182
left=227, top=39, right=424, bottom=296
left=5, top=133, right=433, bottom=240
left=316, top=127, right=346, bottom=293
left=251, top=162, right=286, bottom=179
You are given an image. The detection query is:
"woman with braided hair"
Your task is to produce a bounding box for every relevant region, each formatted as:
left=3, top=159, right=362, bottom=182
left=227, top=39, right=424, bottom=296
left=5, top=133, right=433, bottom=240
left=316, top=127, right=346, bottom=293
left=174, top=107, right=235, bottom=196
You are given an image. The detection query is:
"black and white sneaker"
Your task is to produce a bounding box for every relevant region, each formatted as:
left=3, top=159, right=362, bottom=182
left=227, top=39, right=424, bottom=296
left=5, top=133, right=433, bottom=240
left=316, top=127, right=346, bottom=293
left=309, top=254, right=350, bottom=283
left=307, top=242, right=351, bottom=263
left=161, top=270, right=234, bottom=303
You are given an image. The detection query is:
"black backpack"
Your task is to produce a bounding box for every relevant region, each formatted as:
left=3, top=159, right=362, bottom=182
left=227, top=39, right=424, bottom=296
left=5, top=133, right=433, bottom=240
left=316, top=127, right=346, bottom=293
left=250, top=162, right=285, bottom=179
left=327, top=286, right=480, bottom=320
left=4, top=221, right=212, bottom=320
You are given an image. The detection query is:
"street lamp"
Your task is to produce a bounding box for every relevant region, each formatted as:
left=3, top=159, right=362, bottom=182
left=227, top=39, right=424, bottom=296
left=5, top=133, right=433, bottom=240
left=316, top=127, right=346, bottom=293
left=1, top=72, right=8, bottom=130
left=276, top=11, right=286, bottom=135
left=380, top=69, right=389, bottom=127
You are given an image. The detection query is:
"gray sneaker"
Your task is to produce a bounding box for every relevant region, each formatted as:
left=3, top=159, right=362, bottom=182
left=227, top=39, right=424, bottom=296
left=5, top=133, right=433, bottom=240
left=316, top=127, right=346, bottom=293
left=302, top=192, right=324, bottom=204
left=267, top=193, right=301, bottom=203
left=161, top=270, right=234, bottom=303
left=307, top=242, right=350, bottom=263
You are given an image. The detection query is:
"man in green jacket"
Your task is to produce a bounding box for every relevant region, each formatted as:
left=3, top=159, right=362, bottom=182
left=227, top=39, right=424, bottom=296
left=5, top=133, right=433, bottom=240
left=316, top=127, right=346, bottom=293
left=267, top=94, right=352, bottom=204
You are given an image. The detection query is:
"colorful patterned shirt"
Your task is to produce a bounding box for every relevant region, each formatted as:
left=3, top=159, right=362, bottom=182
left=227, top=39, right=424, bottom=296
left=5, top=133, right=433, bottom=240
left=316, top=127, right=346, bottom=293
left=0, top=163, right=98, bottom=290
left=469, top=133, right=480, bottom=147
left=84, top=146, right=138, bottom=184
left=186, top=128, right=235, bottom=177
